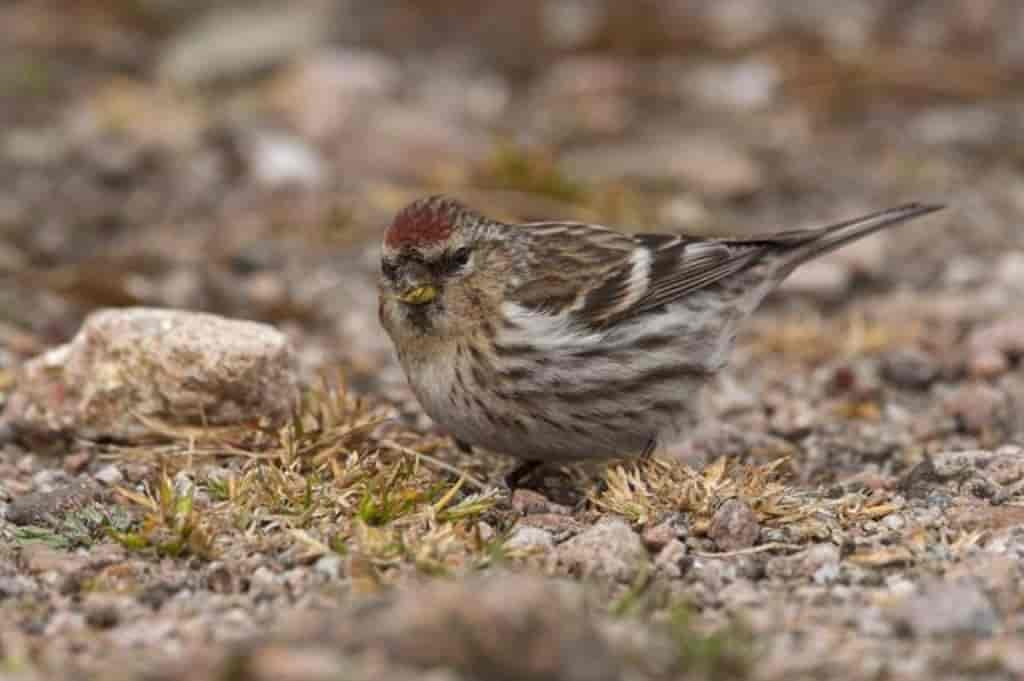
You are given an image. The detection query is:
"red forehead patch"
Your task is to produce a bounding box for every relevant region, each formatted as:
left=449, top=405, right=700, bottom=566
left=385, top=196, right=461, bottom=249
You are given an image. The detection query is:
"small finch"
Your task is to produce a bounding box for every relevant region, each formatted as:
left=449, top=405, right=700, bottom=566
left=378, top=195, right=942, bottom=484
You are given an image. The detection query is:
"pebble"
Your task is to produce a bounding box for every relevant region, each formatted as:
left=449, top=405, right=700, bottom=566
left=511, top=488, right=571, bottom=516
left=6, top=479, right=103, bottom=526
left=966, top=316, right=1024, bottom=378
left=890, top=578, right=1001, bottom=637
left=244, top=130, right=326, bottom=188
left=557, top=516, right=648, bottom=582
left=880, top=349, right=939, bottom=389
left=158, top=4, right=332, bottom=85
left=709, top=499, right=760, bottom=552
left=653, top=539, right=689, bottom=579
left=94, top=464, right=124, bottom=487
left=504, top=526, right=556, bottom=553
left=313, top=554, right=344, bottom=580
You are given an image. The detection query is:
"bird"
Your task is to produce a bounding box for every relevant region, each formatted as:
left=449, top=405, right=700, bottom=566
left=377, top=195, right=943, bottom=486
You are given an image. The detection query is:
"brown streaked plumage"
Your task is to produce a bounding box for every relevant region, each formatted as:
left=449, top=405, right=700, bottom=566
left=378, top=195, right=944, bottom=482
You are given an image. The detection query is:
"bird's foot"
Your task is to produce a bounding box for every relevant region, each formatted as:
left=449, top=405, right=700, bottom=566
left=504, top=460, right=543, bottom=490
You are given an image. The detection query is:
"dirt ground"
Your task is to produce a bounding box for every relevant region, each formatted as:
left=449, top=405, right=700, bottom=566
left=1, top=2, right=1023, bottom=680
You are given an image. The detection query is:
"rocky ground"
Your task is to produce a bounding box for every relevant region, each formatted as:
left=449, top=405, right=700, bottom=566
left=1, top=1, right=1024, bottom=679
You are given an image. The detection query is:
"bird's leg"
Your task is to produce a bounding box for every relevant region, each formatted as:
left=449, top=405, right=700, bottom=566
left=504, top=460, right=543, bottom=489
left=639, top=438, right=657, bottom=462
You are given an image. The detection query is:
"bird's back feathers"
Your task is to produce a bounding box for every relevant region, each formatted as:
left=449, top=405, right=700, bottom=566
left=506, top=203, right=944, bottom=332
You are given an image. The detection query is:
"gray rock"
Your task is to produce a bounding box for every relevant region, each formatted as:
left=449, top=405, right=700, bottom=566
left=6, top=479, right=103, bottom=526
left=641, top=514, right=689, bottom=551
left=244, top=130, right=326, bottom=188
left=766, top=543, right=839, bottom=583
left=2, top=308, right=300, bottom=445
left=512, top=488, right=571, bottom=516
left=19, top=543, right=87, bottom=575
left=274, top=574, right=624, bottom=681
left=504, top=525, right=556, bottom=553
left=558, top=517, right=648, bottom=582
left=313, top=554, right=344, bottom=580
left=94, top=464, right=124, bottom=487
left=653, top=539, right=689, bottom=579
left=996, top=251, right=1024, bottom=291
left=890, top=578, right=1001, bottom=637
left=682, top=59, right=781, bottom=112
left=944, top=384, right=1011, bottom=435
left=880, top=349, right=939, bottom=389
left=159, top=3, right=333, bottom=85
left=274, top=49, right=402, bottom=140
left=709, top=499, right=760, bottom=552
left=966, top=316, right=1024, bottom=378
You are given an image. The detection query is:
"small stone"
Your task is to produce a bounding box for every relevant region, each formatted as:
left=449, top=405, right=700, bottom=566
left=641, top=523, right=678, bottom=551
left=504, top=526, right=555, bottom=553
left=20, top=543, right=87, bottom=575
left=94, top=464, right=123, bottom=486
left=890, top=578, right=1000, bottom=637
left=244, top=130, right=326, bottom=188
left=1, top=307, right=300, bottom=445
left=708, top=499, right=760, bottom=552
left=989, top=446, right=1024, bottom=486
left=62, top=451, right=92, bottom=475
left=945, top=384, right=1010, bottom=435
left=313, top=554, right=344, bottom=580
left=641, top=513, right=689, bottom=551
left=805, top=544, right=841, bottom=584
left=911, top=106, right=1001, bottom=147
left=6, top=479, right=102, bottom=526
left=272, top=49, right=402, bottom=141
left=653, top=539, right=689, bottom=578
left=322, top=574, right=622, bottom=681
left=996, top=251, right=1024, bottom=291
left=683, top=59, right=780, bottom=112
left=901, top=456, right=943, bottom=499
left=557, top=517, right=648, bottom=582
left=768, top=400, right=817, bottom=439
left=511, top=488, right=571, bottom=516
left=158, top=4, right=333, bottom=85
left=880, top=349, right=939, bottom=389
left=516, top=513, right=584, bottom=538
left=476, top=521, right=496, bottom=543
left=84, top=601, right=121, bottom=629
left=966, top=317, right=1024, bottom=378
left=882, top=514, right=906, bottom=531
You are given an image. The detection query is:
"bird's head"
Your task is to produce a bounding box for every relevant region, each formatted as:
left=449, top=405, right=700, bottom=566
left=378, top=195, right=505, bottom=340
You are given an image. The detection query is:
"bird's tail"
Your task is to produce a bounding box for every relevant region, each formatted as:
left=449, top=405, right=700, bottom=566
left=775, top=202, right=944, bottom=278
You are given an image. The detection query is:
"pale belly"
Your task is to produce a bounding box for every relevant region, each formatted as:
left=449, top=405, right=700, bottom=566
left=404, top=350, right=704, bottom=462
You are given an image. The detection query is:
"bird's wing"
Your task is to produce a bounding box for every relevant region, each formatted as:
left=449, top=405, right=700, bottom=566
left=506, top=221, right=773, bottom=331
left=506, top=203, right=944, bottom=332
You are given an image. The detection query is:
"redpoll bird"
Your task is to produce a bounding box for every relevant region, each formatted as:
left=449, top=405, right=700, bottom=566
left=378, top=195, right=942, bottom=483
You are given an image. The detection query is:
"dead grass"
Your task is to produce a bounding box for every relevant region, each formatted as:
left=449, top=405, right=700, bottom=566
left=104, top=374, right=499, bottom=577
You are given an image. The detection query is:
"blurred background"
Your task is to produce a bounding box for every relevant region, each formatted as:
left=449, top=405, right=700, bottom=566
left=0, top=0, right=1021, bottom=395
left=2, top=6, right=1024, bottom=678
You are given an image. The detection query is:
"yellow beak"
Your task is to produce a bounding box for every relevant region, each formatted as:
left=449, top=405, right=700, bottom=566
left=397, top=285, right=438, bottom=305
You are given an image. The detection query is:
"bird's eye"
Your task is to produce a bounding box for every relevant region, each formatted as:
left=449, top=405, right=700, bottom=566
left=381, top=260, right=398, bottom=280
left=448, top=247, right=471, bottom=270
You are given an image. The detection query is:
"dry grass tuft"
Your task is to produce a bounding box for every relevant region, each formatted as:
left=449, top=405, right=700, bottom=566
left=104, top=373, right=499, bottom=577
